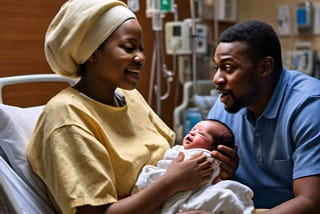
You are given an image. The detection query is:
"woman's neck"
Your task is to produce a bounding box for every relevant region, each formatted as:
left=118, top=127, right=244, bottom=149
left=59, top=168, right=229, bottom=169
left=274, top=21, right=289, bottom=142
left=73, top=80, right=117, bottom=106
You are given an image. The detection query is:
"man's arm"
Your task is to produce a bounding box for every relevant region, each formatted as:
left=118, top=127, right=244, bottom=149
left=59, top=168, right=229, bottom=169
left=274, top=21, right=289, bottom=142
left=262, top=175, right=320, bottom=214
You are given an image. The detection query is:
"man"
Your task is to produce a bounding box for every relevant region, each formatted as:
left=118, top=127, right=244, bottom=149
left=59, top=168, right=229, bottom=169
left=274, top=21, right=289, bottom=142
left=207, top=20, right=320, bottom=213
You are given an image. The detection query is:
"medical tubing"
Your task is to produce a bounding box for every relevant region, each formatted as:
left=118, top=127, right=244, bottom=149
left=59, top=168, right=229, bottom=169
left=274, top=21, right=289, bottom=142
left=148, top=39, right=157, bottom=105
left=189, top=0, right=198, bottom=95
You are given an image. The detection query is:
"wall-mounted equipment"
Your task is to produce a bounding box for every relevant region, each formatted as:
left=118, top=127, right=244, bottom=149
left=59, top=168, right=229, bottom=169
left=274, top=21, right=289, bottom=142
left=127, top=0, right=140, bottom=12
left=165, top=19, right=208, bottom=55
left=278, top=4, right=291, bottom=35
left=145, top=0, right=176, bottom=116
left=146, top=0, right=175, bottom=17
left=146, top=0, right=175, bottom=31
left=214, top=0, right=237, bottom=22
left=313, top=3, right=320, bottom=34
left=294, top=42, right=313, bottom=76
left=296, top=1, right=313, bottom=31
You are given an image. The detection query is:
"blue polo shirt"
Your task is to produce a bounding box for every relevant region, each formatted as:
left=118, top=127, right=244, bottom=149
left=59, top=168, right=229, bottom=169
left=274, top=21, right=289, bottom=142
left=207, top=68, right=320, bottom=208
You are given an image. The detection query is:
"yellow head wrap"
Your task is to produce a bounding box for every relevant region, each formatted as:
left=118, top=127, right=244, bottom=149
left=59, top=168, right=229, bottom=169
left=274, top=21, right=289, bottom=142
left=45, top=0, right=136, bottom=78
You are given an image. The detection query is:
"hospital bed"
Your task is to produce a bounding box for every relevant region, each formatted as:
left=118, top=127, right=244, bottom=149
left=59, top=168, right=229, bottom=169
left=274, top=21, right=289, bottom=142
left=0, top=74, right=268, bottom=214
left=0, top=74, right=76, bottom=214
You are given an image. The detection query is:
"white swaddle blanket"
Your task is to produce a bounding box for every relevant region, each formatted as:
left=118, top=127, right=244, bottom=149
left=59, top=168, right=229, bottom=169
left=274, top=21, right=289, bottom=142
left=133, top=145, right=255, bottom=214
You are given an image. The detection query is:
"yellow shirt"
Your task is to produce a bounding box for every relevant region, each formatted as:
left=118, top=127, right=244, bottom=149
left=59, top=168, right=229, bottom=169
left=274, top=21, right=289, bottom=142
left=27, top=88, right=175, bottom=214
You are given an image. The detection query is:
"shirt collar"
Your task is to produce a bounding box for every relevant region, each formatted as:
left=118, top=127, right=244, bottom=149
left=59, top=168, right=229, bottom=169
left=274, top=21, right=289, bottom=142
left=263, top=68, right=290, bottom=119
left=242, top=68, right=289, bottom=119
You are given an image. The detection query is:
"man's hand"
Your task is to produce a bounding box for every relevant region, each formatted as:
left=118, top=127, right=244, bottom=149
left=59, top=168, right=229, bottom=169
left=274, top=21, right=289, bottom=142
left=211, top=145, right=239, bottom=179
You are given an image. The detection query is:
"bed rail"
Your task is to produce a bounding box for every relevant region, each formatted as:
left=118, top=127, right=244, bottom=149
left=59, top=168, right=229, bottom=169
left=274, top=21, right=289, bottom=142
left=0, top=74, right=77, bottom=104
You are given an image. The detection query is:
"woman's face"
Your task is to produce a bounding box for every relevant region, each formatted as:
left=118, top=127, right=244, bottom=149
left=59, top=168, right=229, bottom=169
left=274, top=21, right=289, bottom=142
left=89, top=18, right=145, bottom=91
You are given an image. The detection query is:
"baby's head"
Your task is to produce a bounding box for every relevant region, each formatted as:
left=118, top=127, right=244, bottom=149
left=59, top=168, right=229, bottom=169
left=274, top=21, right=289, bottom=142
left=183, top=119, right=234, bottom=151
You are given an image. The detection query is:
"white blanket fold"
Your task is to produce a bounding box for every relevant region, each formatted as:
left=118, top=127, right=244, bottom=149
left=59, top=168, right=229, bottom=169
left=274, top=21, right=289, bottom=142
left=133, top=145, right=255, bottom=214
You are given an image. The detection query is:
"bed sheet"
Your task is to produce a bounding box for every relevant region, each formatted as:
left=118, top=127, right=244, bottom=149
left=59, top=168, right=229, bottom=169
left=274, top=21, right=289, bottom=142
left=0, top=157, right=56, bottom=214
left=0, top=74, right=75, bottom=214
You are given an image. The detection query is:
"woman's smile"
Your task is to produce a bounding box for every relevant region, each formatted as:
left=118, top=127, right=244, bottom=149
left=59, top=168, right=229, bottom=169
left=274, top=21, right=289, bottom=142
left=126, top=69, right=140, bottom=80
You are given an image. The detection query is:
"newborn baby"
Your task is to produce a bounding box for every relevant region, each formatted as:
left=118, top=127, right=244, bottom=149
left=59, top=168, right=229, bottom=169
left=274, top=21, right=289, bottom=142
left=133, top=119, right=255, bottom=214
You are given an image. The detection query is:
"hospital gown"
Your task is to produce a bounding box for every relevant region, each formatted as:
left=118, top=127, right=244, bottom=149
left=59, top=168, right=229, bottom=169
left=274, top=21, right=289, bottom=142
left=27, top=87, right=175, bottom=214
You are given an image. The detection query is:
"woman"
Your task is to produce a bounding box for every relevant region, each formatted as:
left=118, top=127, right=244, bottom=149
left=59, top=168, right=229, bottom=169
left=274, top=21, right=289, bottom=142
left=27, top=0, right=237, bottom=213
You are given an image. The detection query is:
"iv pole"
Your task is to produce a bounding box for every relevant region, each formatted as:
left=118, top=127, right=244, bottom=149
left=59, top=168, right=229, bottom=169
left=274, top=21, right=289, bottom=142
left=155, top=26, right=162, bottom=116
left=147, top=3, right=164, bottom=116
left=189, top=0, right=198, bottom=96
left=148, top=0, right=175, bottom=116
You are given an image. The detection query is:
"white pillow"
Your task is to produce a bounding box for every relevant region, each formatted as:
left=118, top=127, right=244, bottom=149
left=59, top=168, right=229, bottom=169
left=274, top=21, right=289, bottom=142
left=0, top=104, right=53, bottom=207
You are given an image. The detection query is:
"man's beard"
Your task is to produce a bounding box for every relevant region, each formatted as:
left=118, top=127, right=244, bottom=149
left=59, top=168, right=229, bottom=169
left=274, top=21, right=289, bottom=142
left=224, top=95, right=243, bottom=114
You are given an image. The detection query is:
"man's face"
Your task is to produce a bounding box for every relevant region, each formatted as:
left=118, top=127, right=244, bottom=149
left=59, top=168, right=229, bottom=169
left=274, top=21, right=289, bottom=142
left=212, top=42, right=262, bottom=113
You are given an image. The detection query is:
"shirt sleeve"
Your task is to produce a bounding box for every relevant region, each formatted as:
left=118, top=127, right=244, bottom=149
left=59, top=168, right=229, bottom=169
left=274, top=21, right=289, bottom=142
left=291, top=96, right=320, bottom=179
left=43, top=125, right=117, bottom=214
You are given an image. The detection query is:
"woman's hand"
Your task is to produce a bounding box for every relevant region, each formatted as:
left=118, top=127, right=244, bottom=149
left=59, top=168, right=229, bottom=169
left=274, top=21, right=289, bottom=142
left=163, top=152, right=214, bottom=193
left=211, top=145, right=239, bottom=180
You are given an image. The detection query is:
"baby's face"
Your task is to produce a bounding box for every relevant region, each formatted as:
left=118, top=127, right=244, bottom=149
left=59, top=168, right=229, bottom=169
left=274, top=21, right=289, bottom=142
left=183, top=121, right=215, bottom=150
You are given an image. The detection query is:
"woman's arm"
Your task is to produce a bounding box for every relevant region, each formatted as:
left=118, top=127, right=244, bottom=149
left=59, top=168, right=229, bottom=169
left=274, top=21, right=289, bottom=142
left=77, top=152, right=215, bottom=214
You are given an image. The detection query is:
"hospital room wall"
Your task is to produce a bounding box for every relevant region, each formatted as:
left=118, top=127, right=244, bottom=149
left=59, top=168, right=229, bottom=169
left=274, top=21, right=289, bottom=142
left=0, top=0, right=182, bottom=123
left=3, top=1, right=318, bottom=128
left=0, top=0, right=66, bottom=76
left=0, top=0, right=180, bottom=127
left=0, top=0, right=233, bottom=128
left=237, top=0, right=320, bottom=69
left=0, top=0, right=69, bottom=107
